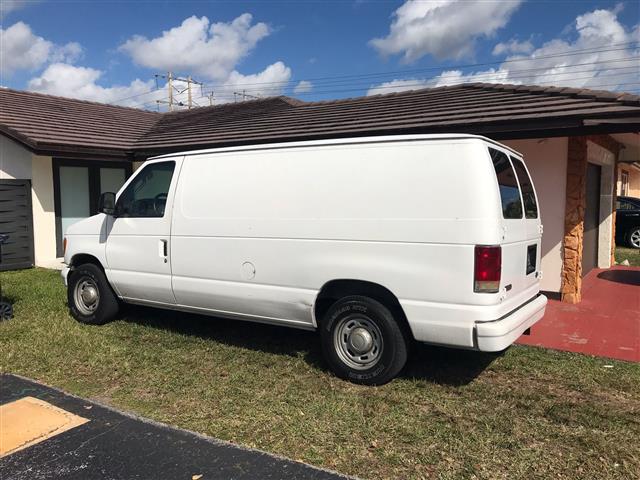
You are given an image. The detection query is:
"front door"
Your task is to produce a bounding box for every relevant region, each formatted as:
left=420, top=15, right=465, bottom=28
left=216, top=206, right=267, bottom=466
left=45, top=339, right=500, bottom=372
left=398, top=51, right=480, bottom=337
left=105, top=159, right=180, bottom=304
left=582, top=163, right=601, bottom=276
left=54, top=160, right=131, bottom=257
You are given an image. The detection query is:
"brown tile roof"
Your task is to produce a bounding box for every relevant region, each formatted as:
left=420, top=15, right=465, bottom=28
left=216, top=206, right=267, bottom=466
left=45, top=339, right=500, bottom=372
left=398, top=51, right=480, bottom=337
left=1, top=83, right=639, bottom=159
left=0, top=88, right=160, bottom=158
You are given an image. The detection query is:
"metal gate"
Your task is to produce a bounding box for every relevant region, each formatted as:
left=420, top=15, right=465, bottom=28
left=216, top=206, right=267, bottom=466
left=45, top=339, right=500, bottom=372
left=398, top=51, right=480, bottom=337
left=0, top=179, right=35, bottom=271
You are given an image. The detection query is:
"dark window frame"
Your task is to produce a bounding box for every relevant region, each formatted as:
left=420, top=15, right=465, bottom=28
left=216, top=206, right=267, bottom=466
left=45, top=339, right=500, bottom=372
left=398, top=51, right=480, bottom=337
left=53, top=158, right=132, bottom=257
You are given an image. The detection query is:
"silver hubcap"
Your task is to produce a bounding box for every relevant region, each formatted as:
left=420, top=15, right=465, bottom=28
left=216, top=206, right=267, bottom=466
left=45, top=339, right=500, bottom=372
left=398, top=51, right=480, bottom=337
left=74, top=279, right=99, bottom=315
left=631, top=229, right=640, bottom=248
left=334, top=315, right=383, bottom=370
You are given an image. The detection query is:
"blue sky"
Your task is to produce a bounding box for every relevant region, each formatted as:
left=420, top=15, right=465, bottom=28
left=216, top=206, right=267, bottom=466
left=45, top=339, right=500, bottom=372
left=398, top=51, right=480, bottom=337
left=1, top=0, right=638, bottom=109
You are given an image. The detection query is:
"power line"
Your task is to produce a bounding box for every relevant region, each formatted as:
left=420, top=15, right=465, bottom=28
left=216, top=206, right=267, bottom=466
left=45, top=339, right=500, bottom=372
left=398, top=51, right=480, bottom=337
left=291, top=81, right=640, bottom=97
left=111, top=43, right=638, bottom=105
left=198, top=43, right=640, bottom=91
left=198, top=62, right=640, bottom=96
left=130, top=78, right=640, bottom=110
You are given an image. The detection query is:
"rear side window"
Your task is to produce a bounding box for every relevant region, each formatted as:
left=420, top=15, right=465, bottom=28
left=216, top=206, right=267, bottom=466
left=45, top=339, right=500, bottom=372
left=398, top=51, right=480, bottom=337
left=511, top=157, right=538, bottom=219
left=489, top=148, right=522, bottom=219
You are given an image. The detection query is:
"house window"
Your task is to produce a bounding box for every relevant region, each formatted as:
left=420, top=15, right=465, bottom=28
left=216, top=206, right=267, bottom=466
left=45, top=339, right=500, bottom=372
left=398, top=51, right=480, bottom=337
left=53, top=159, right=132, bottom=257
left=620, top=169, right=629, bottom=196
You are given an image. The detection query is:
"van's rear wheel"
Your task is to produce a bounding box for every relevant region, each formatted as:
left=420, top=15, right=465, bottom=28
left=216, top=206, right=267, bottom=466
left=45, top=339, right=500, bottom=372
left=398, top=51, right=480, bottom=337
left=67, top=263, right=119, bottom=325
left=320, top=296, right=408, bottom=385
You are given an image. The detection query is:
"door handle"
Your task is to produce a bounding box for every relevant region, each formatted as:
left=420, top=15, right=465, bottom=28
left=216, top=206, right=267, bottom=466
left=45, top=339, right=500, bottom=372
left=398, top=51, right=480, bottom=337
left=159, top=239, right=168, bottom=261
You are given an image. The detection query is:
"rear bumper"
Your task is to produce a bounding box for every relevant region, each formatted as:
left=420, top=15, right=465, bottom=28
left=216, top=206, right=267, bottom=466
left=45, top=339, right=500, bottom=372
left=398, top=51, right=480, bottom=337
left=474, top=294, right=547, bottom=351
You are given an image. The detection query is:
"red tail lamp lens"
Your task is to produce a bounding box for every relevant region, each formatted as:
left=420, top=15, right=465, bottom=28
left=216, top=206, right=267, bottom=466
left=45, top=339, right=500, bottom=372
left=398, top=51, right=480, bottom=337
left=474, top=245, right=501, bottom=293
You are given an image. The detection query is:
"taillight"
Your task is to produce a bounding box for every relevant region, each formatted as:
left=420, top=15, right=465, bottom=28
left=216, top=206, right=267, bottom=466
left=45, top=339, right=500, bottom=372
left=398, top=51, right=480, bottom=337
left=474, top=245, right=501, bottom=293
left=63, top=237, right=67, bottom=256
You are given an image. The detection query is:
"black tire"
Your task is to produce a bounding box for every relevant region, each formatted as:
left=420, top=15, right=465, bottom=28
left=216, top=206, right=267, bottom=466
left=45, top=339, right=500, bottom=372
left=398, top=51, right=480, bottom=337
left=320, top=295, right=408, bottom=385
left=626, top=226, right=640, bottom=249
left=67, top=263, right=119, bottom=325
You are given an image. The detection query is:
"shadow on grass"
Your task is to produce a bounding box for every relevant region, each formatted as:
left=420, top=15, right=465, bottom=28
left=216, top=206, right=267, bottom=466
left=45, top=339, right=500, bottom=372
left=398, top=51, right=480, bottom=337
left=122, top=304, right=498, bottom=387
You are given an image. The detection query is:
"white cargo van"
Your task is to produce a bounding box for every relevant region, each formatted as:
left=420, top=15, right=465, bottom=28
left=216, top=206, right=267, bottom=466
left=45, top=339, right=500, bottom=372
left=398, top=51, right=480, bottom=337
left=62, top=134, right=547, bottom=384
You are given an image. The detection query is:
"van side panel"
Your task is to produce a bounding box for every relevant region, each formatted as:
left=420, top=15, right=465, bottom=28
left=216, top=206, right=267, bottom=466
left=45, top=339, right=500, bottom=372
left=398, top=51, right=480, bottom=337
left=170, top=140, right=503, bottom=334
left=172, top=141, right=500, bottom=244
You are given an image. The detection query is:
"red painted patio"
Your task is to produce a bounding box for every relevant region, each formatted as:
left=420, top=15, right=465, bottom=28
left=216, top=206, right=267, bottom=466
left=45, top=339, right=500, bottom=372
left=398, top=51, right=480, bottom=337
left=517, top=266, right=640, bottom=362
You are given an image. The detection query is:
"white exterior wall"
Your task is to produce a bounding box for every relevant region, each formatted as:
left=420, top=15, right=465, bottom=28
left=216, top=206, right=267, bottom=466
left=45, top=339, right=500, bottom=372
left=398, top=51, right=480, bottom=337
left=31, top=155, right=59, bottom=268
left=504, top=137, right=568, bottom=293
left=0, top=134, right=59, bottom=269
left=0, top=136, right=32, bottom=180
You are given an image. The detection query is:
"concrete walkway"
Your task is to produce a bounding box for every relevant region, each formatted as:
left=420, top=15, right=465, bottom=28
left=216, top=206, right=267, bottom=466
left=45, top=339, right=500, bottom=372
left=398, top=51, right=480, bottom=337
left=0, top=374, right=352, bottom=480
left=517, top=266, right=639, bottom=362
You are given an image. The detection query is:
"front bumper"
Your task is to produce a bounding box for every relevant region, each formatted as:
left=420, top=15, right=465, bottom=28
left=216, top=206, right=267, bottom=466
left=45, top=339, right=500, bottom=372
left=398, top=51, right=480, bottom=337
left=61, top=266, right=71, bottom=287
left=474, top=294, right=547, bottom=351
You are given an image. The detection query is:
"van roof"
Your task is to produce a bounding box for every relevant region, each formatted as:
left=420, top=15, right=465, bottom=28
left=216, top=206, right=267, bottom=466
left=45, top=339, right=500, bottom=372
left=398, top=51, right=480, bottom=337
left=150, top=134, right=523, bottom=160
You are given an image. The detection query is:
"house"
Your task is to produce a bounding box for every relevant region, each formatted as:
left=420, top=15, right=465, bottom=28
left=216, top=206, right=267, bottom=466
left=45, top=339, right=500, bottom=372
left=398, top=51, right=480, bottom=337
left=1, top=83, right=639, bottom=303
left=617, top=160, right=640, bottom=197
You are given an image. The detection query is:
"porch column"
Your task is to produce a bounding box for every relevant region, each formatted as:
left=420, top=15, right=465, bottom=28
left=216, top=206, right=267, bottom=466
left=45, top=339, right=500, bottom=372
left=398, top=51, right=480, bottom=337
left=561, top=136, right=587, bottom=303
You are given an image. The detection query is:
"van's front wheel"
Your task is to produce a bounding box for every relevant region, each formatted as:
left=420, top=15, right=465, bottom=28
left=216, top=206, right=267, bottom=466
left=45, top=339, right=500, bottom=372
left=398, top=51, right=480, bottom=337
left=67, top=263, right=119, bottom=325
left=320, top=296, right=408, bottom=385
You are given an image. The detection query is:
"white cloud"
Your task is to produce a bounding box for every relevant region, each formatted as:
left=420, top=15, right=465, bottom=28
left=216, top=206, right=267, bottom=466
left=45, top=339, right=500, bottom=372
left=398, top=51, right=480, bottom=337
left=120, top=14, right=272, bottom=81
left=116, top=14, right=293, bottom=107
left=28, top=63, right=156, bottom=106
left=20, top=13, right=292, bottom=109
left=215, top=61, right=292, bottom=101
left=0, top=0, right=33, bottom=18
left=368, top=6, right=640, bottom=95
left=293, top=80, right=313, bottom=94
left=370, top=0, right=523, bottom=62
left=366, top=68, right=510, bottom=95
left=0, top=21, right=82, bottom=76
left=492, top=39, right=534, bottom=56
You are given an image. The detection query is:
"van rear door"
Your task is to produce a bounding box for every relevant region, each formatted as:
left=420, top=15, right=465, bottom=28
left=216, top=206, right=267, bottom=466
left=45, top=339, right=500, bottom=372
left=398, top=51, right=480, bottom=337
left=488, top=147, right=541, bottom=303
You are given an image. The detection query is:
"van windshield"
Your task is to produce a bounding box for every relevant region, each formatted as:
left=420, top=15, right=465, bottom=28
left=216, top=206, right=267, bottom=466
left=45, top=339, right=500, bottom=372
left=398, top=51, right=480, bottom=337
left=489, top=148, right=522, bottom=219
left=511, top=157, right=538, bottom=219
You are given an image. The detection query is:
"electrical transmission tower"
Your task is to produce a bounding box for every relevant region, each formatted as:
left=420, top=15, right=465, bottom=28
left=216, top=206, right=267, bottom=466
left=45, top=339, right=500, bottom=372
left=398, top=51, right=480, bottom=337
left=234, top=90, right=261, bottom=102
left=155, top=72, right=203, bottom=111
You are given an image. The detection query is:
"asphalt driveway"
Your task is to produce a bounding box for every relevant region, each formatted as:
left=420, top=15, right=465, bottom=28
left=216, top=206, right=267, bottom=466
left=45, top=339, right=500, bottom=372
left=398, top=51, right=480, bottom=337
left=0, top=374, right=351, bottom=480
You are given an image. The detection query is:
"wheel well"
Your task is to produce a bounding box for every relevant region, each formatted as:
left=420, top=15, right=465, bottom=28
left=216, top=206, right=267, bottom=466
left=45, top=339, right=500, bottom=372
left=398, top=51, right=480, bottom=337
left=314, top=279, right=413, bottom=339
left=69, top=254, right=105, bottom=273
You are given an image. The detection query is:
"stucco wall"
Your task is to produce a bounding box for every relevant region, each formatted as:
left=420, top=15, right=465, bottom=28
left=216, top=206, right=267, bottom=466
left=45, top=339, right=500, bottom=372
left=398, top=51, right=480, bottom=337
left=504, top=137, right=568, bottom=293
left=31, top=155, right=59, bottom=268
left=0, top=136, right=32, bottom=180
left=0, top=136, right=59, bottom=269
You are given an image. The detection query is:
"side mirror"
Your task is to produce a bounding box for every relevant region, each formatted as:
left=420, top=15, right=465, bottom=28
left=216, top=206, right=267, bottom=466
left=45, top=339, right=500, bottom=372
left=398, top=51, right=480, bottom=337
left=98, top=192, right=116, bottom=216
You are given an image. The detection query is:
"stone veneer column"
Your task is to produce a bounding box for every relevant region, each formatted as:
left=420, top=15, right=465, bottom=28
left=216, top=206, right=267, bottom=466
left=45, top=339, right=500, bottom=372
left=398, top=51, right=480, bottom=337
left=561, top=137, right=588, bottom=303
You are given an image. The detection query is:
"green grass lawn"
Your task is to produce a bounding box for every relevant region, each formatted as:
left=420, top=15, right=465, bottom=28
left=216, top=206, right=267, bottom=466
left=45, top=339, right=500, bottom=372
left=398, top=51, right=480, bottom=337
left=615, top=246, right=640, bottom=267
left=1, top=268, right=639, bottom=479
